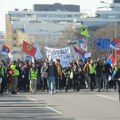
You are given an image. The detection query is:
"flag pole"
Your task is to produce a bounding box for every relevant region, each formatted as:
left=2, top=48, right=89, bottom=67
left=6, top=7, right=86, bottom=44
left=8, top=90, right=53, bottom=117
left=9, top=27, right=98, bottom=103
left=118, top=82, right=120, bottom=103
left=119, top=91, right=120, bottom=103
left=32, top=56, right=35, bottom=63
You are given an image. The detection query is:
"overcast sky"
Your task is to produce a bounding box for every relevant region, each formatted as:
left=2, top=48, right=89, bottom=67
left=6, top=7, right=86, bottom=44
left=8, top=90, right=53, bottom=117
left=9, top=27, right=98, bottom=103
left=0, top=0, right=112, bottom=31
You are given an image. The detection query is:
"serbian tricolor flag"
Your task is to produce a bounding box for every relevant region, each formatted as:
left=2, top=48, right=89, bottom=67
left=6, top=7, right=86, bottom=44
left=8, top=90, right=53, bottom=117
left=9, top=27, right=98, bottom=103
left=73, top=45, right=86, bottom=55
left=109, top=38, right=120, bottom=50
left=1, top=45, right=10, bottom=55
left=23, top=41, right=36, bottom=56
left=106, top=54, right=116, bottom=66
left=73, top=45, right=86, bottom=60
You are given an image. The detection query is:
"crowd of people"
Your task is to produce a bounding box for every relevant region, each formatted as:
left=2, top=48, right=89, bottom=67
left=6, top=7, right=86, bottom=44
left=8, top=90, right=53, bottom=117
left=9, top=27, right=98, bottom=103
left=0, top=58, right=120, bottom=95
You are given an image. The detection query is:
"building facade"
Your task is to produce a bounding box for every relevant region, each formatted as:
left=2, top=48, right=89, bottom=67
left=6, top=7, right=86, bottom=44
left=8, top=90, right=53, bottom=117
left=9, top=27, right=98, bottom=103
left=0, top=31, right=5, bottom=50
left=5, top=1, right=120, bottom=60
left=33, top=3, right=80, bottom=12
left=81, top=0, right=120, bottom=27
left=6, top=3, right=84, bottom=60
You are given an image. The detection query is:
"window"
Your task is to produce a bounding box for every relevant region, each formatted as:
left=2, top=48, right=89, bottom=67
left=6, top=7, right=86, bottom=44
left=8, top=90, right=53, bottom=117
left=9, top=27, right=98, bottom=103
left=67, top=15, right=72, bottom=18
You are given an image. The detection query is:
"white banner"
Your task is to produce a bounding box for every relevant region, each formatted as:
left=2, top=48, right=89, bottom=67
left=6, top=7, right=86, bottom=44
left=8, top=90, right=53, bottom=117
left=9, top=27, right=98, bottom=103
left=45, top=47, right=71, bottom=68
left=84, top=52, right=91, bottom=58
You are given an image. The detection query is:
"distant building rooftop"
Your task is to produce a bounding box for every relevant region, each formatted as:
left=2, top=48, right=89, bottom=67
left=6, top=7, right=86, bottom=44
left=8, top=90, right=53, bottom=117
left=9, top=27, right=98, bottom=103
left=33, top=3, right=80, bottom=12
left=114, top=0, right=120, bottom=3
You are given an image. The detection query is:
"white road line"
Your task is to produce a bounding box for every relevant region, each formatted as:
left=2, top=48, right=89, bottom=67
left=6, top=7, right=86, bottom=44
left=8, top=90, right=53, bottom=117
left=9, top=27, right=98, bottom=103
left=0, top=102, right=37, bottom=104
left=27, top=96, right=37, bottom=102
left=96, top=94, right=118, bottom=101
left=26, top=97, right=62, bottom=114
left=46, top=106, right=63, bottom=115
left=0, top=106, right=45, bottom=109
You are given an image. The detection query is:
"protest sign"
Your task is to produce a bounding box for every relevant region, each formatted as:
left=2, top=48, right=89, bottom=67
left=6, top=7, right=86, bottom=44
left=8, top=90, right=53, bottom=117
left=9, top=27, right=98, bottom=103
left=45, top=47, right=71, bottom=68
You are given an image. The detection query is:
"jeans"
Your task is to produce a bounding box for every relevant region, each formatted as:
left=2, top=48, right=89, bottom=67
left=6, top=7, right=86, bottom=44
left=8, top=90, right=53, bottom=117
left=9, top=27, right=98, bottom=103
left=96, top=76, right=102, bottom=91
left=117, top=81, right=120, bottom=92
left=30, top=80, right=37, bottom=93
left=102, top=73, right=109, bottom=90
left=12, top=76, right=18, bottom=92
left=48, top=76, right=55, bottom=93
left=89, top=73, right=95, bottom=91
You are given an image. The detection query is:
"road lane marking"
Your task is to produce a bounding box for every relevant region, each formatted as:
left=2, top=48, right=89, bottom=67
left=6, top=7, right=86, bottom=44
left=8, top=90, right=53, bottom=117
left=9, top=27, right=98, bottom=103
left=96, top=94, right=118, bottom=101
left=27, top=96, right=37, bottom=102
left=46, top=106, right=63, bottom=114
left=0, top=102, right=39, bottom=104
left=26, top=97, right=62, bottom=114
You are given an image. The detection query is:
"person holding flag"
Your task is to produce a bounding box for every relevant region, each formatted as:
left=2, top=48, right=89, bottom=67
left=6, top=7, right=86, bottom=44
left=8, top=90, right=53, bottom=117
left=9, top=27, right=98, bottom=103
left=102, top=59, right=112, bottom=91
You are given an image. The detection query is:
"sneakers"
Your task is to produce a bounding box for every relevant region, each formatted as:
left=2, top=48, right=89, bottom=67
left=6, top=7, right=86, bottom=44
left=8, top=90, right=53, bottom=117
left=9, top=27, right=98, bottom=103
left=49, top=91, right=54, bottom=95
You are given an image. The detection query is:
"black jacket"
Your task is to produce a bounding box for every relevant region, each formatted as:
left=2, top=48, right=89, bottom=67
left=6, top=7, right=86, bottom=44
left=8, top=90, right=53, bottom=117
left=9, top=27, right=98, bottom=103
left=47, top=63, right=58, bottom=77
left=114, top=68, right=120, bottom=79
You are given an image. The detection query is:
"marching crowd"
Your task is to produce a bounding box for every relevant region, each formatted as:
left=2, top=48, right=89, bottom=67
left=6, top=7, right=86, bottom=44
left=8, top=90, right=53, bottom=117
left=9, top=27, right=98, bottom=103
left=0, top=58, right=120, bottom=95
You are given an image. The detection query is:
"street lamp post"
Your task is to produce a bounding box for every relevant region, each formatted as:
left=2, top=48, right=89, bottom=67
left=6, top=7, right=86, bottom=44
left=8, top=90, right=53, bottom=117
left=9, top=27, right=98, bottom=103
left=100, top=1, right=117, bottom=38
left=100, top=1, right=117, bottom=59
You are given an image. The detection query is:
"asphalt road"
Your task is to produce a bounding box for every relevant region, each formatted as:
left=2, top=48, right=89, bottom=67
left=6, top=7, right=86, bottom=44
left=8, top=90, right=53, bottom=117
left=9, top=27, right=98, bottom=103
left=0, top=89, right=120, bottom=120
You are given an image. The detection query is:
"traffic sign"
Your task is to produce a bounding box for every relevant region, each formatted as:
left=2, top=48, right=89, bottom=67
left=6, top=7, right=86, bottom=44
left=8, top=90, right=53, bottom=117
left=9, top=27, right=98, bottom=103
left=96, top=38, right=111, bottom=49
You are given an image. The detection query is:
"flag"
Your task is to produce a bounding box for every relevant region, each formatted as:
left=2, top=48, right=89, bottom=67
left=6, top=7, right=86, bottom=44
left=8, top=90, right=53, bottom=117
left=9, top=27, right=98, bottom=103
left=23, top=41, right=36, bottom=56
left=1, top=45, right=10, bottom=55
left=106, top=54, right=116, bottom=66
left=73, top=45, right=86, bottom=60
left=73, top=46, right=85, bottom=60
left=109, top=38, right=120, bottom=50
left=116, top=50, right=120, bottom=54
left=80, top=24, right=90, bottom=38
left=78, top=54, right=85, bottom=60
left=73, top=46, right=86, bottom=55
left=79, top=38, right=87, bottom=51
left=34, top=44, right=43, bottom=59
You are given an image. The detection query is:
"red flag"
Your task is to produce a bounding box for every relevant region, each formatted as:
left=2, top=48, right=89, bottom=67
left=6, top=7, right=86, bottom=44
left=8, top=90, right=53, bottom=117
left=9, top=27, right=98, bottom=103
left=116, top=50, right=120, bottom=54
left=113, top=38, right=120, bottom=45
left=23, top=41, right=36, bottom=56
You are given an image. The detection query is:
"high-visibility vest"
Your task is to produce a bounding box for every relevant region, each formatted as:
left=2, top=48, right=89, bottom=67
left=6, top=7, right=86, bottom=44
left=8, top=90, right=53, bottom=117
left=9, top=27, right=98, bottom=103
left=0, top=67, right=3, bottom=77
left=0, top=66, right=5, bottom=77
left=78, top=67, right=82, bottom=72
left=66, top=70, right=71, bottom=78
left=30, top=68, right=38, bottom=80
left=1, top=67, right=4, bottom=75
left=89, top=64, right=95, bottom=74
left=114, top=66, right=119, bottom=72
left=11, top=65, right=19, bottom=77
